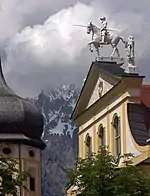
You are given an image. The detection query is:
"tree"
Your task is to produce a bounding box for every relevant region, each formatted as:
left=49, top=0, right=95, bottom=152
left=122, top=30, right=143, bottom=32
left=67, top=149, right=150, bottom=196
left=0, top=144, right=28, bottom=196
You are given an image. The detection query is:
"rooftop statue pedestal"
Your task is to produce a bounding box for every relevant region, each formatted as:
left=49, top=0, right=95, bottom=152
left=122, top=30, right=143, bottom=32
left=96, top=56, right=125, bottom=65
left=125, top=65, right=138, bottom=74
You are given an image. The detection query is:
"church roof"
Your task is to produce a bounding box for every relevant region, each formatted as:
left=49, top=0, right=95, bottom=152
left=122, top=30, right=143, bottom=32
left=127, top=85, right=150, bottom=147
left=127, top=103, right=149, bottom=146
left=141, top=85, right=150, bottom=108
left=71, top=60, right=144, bottom=120
left=94, top=61, right=127, bottom=77
left=0, top=59, right=45, bottom=149
left=94, top=60, right=140, bottom=78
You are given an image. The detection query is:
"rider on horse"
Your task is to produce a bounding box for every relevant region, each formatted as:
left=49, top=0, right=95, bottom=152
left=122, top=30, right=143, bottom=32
left=100, top=17, right=107, bottom=44
left=87, top=17, right=125, bottom=58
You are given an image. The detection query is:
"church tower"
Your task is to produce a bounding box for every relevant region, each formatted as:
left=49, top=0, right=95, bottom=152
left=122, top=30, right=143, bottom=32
left=0, top=59, right=46, bottom=196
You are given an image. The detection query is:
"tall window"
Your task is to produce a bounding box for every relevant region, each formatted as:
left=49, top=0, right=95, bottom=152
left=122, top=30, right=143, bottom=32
left=28, top=168, right=36, bottom=192
left=85, top=134, right=92, bottom=158
left=30, top=176, right=35, bottom=191
left=113, top=115, right=121, bottom=156
left=98, top=125, right=105, bottom=148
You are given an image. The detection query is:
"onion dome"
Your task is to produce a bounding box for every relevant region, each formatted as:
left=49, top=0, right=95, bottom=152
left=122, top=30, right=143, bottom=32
left=0, top=59, right=45, bottom=149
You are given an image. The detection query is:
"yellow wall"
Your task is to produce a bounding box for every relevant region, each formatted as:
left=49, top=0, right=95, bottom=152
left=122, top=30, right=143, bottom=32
left=68, top=74, right=150, bottom=196
left=77, top=81, right=150, bottom=164
left=78, top=91, right=126, bottom=158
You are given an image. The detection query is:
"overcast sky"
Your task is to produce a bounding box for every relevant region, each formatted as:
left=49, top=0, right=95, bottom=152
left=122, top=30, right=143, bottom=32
left=0, top=0, right=150, bottom=97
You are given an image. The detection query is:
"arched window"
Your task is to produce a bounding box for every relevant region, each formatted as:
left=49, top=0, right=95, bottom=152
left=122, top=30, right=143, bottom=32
left=85, top=134, right=92, bottom=158
left=98, top=125, right=105, bottom=148
left=112, top=115, right=121, bottom=156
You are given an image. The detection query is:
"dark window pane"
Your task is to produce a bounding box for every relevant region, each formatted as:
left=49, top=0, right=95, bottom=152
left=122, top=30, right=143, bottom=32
left=30, top=177, right=35, bottom=191
left=88, top=143, right=92, bottom=158
left=113, top=116, right=121, bottom=156
left=116, top=137, right=121, bottom=155
left=85, top=134, right=92, bottom=158
left=86, top=136, right=90, bottom=146
left=2, top=147, right=11, bottom=155
left=29, top=150, right=35, bottom=157
left=114, top=116, right=118, bottom=127
left=99, top=126, right=105, bottom=147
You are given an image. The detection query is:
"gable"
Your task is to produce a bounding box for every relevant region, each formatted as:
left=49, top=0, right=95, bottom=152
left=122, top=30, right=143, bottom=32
left=71, top=61, right=126, bottom=121
left=87, top=70, right=118, bottom=108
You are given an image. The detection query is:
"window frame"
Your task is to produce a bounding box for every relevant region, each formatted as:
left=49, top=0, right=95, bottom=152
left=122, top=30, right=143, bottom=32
left=112, top=115, right=121, bottom=157
left=29, top=176, right=35, bottom=192
left=98, top=124, right=105, bottom=148
left=85, top=133, right=92, bottom=158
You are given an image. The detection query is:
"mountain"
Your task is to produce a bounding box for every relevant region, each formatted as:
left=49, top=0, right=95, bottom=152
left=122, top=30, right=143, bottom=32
left=36, top=84, right=80, bottom=196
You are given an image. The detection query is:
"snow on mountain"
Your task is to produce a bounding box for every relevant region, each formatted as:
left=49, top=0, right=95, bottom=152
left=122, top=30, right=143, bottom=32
left=36, top=84, right=80, bottom=196
left=37, top=84, right=79, bottom=138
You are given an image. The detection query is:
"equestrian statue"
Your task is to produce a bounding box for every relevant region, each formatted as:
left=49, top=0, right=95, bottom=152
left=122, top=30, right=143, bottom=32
left=86, top=17, right=126, bottom=58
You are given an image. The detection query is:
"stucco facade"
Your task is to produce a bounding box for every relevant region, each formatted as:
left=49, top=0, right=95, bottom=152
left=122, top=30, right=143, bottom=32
left=67, top=60, right=150, bottom=195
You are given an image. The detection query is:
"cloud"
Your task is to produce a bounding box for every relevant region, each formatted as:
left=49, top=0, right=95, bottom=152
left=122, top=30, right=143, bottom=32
left=1, top=0, right=150, bottom=97
left=3, top=2, right=94, bottom=97
left=0, top=0, right=92, bottom=48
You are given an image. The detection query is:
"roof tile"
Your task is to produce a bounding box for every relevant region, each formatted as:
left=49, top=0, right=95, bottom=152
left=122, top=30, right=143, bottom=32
left=141, top=85, right=150, bottom=107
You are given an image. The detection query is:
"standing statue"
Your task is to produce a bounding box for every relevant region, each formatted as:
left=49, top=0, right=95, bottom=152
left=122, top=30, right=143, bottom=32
left=125, top=36, right=135, bottom=67
left=87, top=18, right=125, bottom=58
left=100, top=17, right=108, bottom=44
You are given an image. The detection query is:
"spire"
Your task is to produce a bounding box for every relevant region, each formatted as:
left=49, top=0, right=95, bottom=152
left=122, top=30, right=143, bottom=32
left=0, top=57, right=6, bottom=87
left=0, top=57, right=15, bottom=96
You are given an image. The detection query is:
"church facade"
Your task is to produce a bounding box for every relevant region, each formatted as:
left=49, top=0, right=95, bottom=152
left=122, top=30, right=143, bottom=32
left=71, top=59, right=150, bottom=182
left=67, top=60, right=150, bottom=195
left=0, top=59, right=46, bottom=196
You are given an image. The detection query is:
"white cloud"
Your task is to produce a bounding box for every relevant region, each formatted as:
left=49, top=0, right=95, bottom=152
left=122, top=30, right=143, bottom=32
left=0, top=0, right=92, bottom=47
left=3, top=2, right=94, bottom=97
left=1, top=0, right=150, bottom=97
left=8, top=3, right=92, bottom=65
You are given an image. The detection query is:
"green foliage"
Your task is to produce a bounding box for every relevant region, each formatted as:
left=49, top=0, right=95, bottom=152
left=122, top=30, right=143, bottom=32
left=0, top=144, right=29, bottom=196
left=67, top=149, right=150, bottom=196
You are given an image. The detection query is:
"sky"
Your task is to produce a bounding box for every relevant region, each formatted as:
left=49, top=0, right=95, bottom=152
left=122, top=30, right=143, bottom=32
left=0, top=0, right=150, bottom=97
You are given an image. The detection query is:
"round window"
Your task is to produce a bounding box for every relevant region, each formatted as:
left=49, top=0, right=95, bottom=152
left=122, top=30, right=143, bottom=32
left=29, top=150, right=35, bottom=157
left=2, top=147, right=12, bottom=155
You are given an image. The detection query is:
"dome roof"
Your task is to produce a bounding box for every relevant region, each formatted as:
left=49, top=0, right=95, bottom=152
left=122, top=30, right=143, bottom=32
left=0, top=59, right=45, bottom=149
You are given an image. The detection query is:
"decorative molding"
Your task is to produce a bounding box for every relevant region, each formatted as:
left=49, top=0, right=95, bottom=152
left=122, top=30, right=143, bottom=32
left=98, top=79, right=103, bottom=98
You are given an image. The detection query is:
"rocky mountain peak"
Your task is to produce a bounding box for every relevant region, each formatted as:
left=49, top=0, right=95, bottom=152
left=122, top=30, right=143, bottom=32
left=35, top=84, right=79, bottom=196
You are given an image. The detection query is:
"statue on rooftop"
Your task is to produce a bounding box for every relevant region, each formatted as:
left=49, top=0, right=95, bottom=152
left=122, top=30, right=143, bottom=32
left=125, top=36, right=135, bottom=67
left=74, top=18, right=137, bottom=68
left=100, top=17, right=108, bottom=44
left=86, top=17, right=126, bottom=59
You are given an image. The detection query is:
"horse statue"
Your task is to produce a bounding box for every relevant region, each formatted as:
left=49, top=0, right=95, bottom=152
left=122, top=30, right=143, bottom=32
left=87, top=22, right=125, bottom=58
